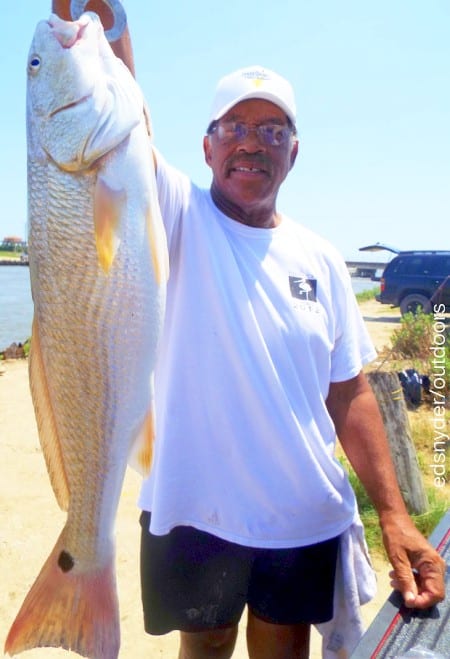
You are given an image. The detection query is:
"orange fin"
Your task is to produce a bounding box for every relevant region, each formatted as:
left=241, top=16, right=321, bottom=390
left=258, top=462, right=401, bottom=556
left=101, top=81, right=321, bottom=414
left=94, top=176, right=125, bottom=273
left=147, top=206, right=162, bottom=286
left=146, top=158, right=169, bottom=286
left=4, top=531, right=119, bottom=659
left=29, top=316, right=70, bottom=510
left=128, top=407, right=155, bottom=476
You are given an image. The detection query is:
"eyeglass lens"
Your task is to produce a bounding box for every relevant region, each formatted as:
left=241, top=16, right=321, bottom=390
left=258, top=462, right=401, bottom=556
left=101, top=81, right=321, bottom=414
left=216, top=122, right=292, bottom=146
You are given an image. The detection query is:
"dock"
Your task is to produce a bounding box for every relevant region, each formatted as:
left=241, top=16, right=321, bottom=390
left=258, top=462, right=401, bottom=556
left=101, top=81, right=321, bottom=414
left=345, top=261, right=386, bottom=278
left=0, top=259, right=28, bottom=266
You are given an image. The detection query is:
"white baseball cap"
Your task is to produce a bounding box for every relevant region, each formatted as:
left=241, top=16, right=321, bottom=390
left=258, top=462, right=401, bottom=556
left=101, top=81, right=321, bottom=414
left=207, top=65, right=297, bottom=128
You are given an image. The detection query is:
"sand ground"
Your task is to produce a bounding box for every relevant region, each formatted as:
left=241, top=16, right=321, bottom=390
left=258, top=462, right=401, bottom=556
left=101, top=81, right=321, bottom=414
left=0, top=299, right=400, bottom=658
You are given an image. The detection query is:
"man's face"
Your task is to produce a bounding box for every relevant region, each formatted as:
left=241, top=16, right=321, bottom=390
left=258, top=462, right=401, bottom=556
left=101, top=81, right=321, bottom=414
left=203, top=99, right=298, bottom=226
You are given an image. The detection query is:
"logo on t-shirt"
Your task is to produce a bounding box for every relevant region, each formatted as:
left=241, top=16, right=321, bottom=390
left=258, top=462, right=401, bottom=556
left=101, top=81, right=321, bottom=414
left=289, top=276, right=317, bottom=302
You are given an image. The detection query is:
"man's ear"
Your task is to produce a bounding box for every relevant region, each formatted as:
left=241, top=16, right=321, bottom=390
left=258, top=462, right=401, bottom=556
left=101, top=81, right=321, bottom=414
left=289, top=139, right=299, bottom=170
left=203, top=135, right=213, bottom=167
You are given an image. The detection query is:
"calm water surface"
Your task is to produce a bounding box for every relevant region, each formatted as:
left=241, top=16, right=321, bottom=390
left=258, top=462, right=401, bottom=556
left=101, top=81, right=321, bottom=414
left=0, top=266, right=33, bottom=349
left=0, top=266, right=379, bottom=351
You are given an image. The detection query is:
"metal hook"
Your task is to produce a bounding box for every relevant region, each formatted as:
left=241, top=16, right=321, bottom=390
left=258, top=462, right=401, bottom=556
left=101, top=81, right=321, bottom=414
left=70, top=0, right=127, bottom=42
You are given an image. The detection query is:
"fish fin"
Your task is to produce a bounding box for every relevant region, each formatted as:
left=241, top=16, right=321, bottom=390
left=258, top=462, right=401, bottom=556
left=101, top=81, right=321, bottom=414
left=146, top=180, right=169, bottom=287
left=143, top=102, right=153, bottom=138
left=128, top=407, right=155, bottom=476
left=147, top=206, right=163, bottom=286
left=4, top=532, right=119, bottom=659
left=29, top=316, right=70, bottom=511
left=94, top=176, right=125, bottom=273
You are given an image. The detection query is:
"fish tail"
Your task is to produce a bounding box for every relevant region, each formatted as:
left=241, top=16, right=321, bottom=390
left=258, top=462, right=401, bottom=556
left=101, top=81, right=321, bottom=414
left=4, top=535, right=119, bottom=659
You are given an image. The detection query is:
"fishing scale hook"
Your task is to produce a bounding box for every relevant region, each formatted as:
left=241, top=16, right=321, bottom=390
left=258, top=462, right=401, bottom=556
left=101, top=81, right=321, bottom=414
left=70, top=0, right=127, bottom=42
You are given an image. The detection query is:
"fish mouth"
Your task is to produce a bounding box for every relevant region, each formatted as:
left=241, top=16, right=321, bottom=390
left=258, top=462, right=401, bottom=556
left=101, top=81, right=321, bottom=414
left=49, top=95, right=91, bottom=118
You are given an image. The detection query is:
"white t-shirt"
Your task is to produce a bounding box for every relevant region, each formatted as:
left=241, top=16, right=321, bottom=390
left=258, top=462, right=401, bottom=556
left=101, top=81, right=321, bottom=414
left=139, top=152, right=377, bottom=548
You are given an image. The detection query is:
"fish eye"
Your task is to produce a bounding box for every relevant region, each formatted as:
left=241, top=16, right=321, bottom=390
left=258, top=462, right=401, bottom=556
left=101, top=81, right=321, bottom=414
left=28, top=55, right=41, bottom=73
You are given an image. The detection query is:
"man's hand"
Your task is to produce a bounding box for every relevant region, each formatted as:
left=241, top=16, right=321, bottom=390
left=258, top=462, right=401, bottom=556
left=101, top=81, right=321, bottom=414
left=381, top=512, right=446, bottom=609
left=52, top=0, right=135, bottom=74
left=327, top=374, right=446, bottom=610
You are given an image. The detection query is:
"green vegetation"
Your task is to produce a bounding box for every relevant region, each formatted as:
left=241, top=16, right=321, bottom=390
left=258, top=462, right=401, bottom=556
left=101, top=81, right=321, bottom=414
left=355, top=286, right=380, bottom=303
left=0, top=238, right=26, bottom=251
left=0, top=250, right=21, bottom=260
left=23, top=338, right=31, bottom=358
left=390, top=310, right=450, bottom=397
left=391, top=311, right=435, bottom=359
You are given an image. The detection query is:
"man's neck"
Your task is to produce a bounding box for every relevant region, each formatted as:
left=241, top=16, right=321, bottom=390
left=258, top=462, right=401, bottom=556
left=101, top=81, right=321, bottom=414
left=210, top=183, right=280, bottom=229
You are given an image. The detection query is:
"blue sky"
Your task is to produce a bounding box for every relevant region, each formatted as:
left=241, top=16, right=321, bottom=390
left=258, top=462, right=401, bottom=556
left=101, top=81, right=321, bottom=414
left=1, top=0, right=449, bottom=261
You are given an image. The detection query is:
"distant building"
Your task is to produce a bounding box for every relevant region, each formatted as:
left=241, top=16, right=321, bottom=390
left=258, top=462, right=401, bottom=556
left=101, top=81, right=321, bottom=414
left=1, top=236, right=27, bottom=251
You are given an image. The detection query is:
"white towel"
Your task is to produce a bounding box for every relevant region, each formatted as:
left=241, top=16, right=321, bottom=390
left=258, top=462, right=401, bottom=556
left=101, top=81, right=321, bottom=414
left=315, top=514, right=377, bottom=658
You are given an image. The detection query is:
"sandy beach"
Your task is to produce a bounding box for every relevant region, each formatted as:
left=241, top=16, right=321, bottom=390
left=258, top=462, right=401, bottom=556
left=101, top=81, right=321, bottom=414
left=0, top=299, right=399, bottom=658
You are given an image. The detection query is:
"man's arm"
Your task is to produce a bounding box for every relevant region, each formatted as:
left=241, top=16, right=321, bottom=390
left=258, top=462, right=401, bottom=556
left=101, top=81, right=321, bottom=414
left=52, top=0, right=135, bottom=74
left=327, top=371, right=446, bottom=609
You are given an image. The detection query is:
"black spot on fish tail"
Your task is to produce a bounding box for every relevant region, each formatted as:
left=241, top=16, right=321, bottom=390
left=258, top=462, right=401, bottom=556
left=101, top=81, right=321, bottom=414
left=58, top=550, right=75, bottom=573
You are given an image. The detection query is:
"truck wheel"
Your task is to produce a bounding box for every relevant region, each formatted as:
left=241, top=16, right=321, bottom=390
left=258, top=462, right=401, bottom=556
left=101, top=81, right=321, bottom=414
left=399, top=293, right=431, bottom=316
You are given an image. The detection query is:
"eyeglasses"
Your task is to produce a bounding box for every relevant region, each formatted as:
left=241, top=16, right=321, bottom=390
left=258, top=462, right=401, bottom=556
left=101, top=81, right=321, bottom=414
left=209, top=121, right=294, bottom=147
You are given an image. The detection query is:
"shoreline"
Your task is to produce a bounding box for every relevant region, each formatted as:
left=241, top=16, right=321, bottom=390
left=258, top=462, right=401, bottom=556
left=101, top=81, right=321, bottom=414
left=0, top=297, right=392, bottom=357
left=0, top=266, right=380, bottom=353
left=0, top=260, right=28, bottom=266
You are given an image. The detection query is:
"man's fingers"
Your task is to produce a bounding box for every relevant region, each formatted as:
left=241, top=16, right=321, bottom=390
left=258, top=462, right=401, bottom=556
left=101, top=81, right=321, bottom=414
left=414, top=558, right=447, bottom=606
left=381, top=514, right=446, bottom=610
left=389, top=558, right=446, bottom=609
left=388, top=565, right=418, bottom=608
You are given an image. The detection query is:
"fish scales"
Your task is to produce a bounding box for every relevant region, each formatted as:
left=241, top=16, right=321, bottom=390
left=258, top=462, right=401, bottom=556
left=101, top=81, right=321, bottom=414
left=5, top=11, right=167, bottom=659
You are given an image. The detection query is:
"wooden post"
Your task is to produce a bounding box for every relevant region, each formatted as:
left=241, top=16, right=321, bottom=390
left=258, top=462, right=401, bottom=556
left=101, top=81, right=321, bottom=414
left=367, top=371, right=429, bottom=515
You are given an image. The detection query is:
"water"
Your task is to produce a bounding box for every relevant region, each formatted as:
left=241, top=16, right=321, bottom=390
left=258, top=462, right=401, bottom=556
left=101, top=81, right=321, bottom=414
left=0, top=266, right=33, bottom=350
left=0, top=267, right=379, bottom=351
left=352, top=277, right=380, bottom=296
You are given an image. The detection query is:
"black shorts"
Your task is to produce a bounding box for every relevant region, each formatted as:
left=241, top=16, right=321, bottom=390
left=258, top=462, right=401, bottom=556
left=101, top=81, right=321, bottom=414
left=139, top=511, right=339, bottom=634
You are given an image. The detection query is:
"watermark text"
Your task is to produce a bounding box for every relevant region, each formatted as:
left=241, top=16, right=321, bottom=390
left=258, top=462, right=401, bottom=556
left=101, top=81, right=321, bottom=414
left=429, top=303, right=448, bottom=488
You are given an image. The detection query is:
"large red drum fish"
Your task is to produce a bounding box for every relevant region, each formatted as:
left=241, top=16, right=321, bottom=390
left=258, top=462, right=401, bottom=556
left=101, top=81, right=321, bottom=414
left=5, top=12, right=167, bottom=659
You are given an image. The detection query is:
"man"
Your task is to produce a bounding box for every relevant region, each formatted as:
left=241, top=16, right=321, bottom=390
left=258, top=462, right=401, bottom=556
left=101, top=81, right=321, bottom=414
left=53, top=3, right=447, bottom=658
